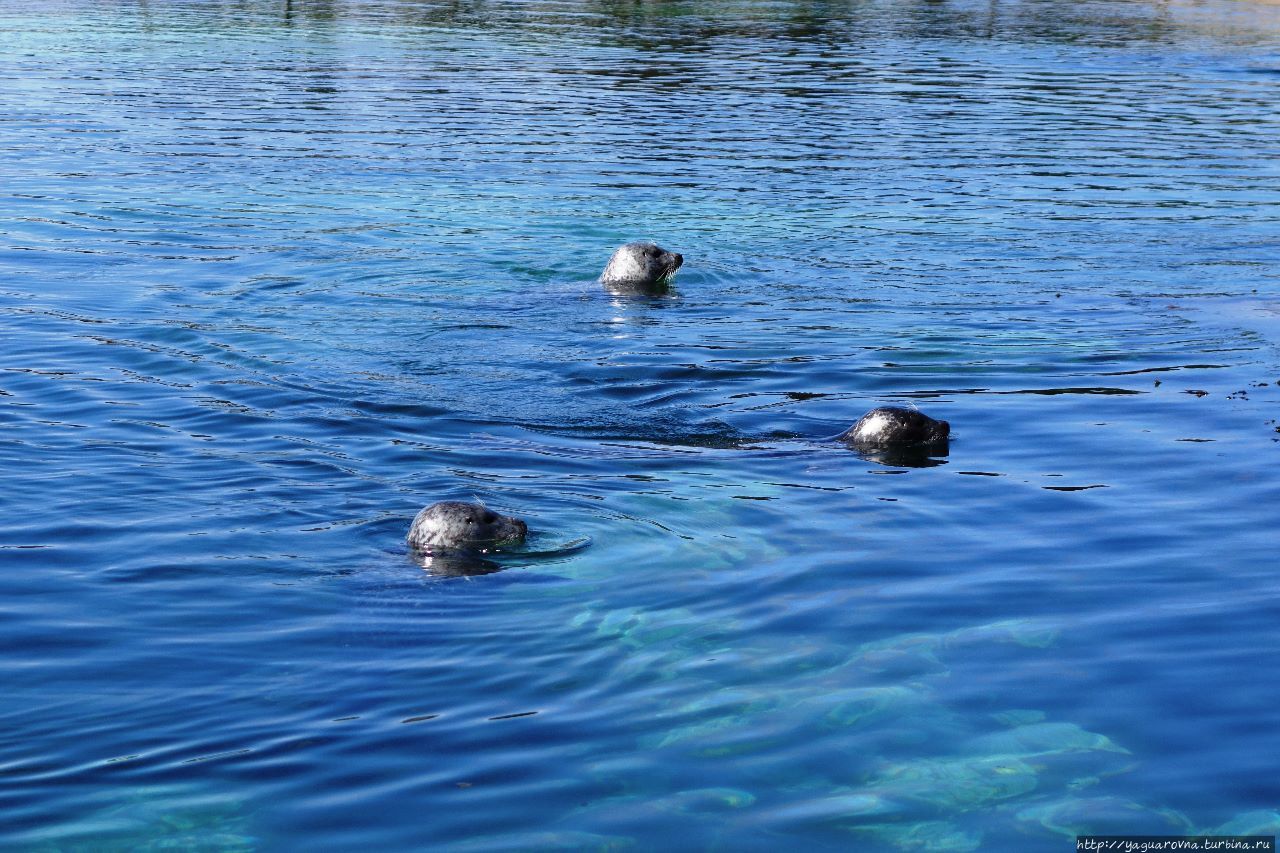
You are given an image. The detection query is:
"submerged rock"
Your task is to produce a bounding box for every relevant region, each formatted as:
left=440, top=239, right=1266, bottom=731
left=866, top=755, right=1039, bottom=812
left=990, top=709, right=1047, bottom=727
left=768, top=790, right=905, bottom=826
left=848, top=819, right=982, bottom=852
left=844, top=619, right=1060, bottom=680
left=658, top=787, right=758, bottom=814
left=32, top=785, right=255, bottom=853
left=1014, top=796, right=1192, bottom=839
left=816, top=685, right=932, bottom=729
left=450, top=830, right=635, bottom=851
left=1209, top=810, right=1280, bottom=836
left=963, top=722, right=1129, bottom=758
left=645, top=688, right=778, bottom=752
left=945, top=619, right=1059, bottom=650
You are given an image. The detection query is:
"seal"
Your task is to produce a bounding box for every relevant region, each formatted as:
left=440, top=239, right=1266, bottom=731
left=840, top=406, right=950, bottom=450
left=600, top=241, right=683, bottom=291
left=406, top=501, right=528, bottom=554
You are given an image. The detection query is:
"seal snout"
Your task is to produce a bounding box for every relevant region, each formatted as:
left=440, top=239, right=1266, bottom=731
left=670, top=252, right=683, bottom=270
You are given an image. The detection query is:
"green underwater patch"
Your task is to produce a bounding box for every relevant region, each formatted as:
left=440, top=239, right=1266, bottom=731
left=1209, top=810, right=1280, bottom=836
left=847, top=819, right=983, bottom=852
left=768, top=789, right=905, bottom=825
left=451, top=829, right=636, bottom=851
left=816, top=685, right=932, bottom=729
left=963, top=722, right=1129, bottom=758
left=1014, top=796, right=1193, bottom=838
left=27, top=785, right=254, bottom=853
left=657, top=787, right=758, bottom=814
left=840, top=618, right=1061, bottom=680
left=642, top=685, right=780, bottom=752
left=865, top=755, right=1040, bottom=813
left=946, top=619, right=1059, bottom=650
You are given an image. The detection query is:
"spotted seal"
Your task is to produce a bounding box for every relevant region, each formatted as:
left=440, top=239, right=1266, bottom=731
left=600, top=241, right=683, bottom=291
left=406, top=501, right=528, bottom=554
left=840, top=406, right=950, bottom=452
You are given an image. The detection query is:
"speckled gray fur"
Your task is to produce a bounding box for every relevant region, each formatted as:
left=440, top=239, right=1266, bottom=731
left=407, top=501, right=528, bottom=553
left=599, top=241, right=683, bottom=290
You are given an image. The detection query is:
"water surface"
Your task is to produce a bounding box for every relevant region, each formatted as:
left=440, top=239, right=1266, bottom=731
left=3, top=0, right=1280, bottom=849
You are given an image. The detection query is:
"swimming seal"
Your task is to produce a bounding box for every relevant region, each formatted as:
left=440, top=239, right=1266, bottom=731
left=840, top=406, right=950, bottom=450
left=840, top=407, right=950, bottom=467
left=600, top=241, right=683, bottom=292
left=406, top=501, right=528, bottom=554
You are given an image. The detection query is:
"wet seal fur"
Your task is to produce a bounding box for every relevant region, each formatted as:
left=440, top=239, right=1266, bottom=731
left=840, top=406, right=950, bottom=467
left=407, top=501, right=528, bottom=554
left=600, top=241, right=683, bottom=292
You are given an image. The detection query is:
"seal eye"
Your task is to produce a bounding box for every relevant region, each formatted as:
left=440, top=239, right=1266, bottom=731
left=645, top=246, right=660, bottom=256
left=482, top=512, right=498, bottom=524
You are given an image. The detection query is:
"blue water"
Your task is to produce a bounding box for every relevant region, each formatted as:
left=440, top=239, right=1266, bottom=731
left=3, top=0, right=1280, bottom=849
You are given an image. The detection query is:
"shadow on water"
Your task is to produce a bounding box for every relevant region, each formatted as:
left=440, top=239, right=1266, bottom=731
left=852, top=444, right=951, bottom=468
left=410, top=534, right=594, bottom=577
left=411, top=551, right=506, bottom=576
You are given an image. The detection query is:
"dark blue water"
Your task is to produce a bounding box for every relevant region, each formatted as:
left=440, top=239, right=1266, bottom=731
left=3, top=0, right=1280, bottom=849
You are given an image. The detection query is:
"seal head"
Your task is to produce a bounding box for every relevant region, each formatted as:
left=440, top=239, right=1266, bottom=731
left=600, top=241, right=683, bottom=291
left=840, top=406, right=950, bottom=453
left=407, top=501, right=528, bottom=554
